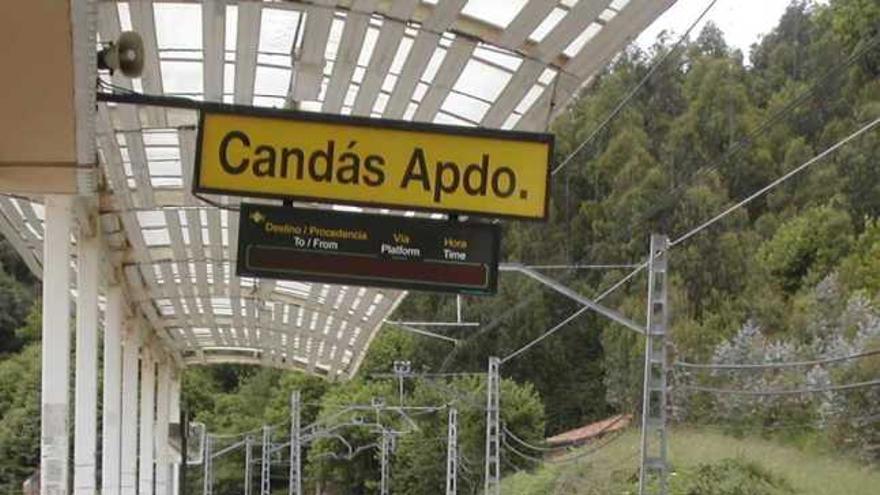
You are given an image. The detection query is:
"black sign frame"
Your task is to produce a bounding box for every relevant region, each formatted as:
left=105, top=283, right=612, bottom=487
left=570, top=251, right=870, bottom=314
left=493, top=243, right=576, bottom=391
left=193, top=104, right=554, bottom=221
left=236, top=203, right=501, bottom=295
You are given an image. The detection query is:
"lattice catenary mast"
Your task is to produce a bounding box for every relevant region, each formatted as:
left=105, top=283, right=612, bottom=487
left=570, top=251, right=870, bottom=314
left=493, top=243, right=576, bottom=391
left=639, top=235, right=670, bottom=495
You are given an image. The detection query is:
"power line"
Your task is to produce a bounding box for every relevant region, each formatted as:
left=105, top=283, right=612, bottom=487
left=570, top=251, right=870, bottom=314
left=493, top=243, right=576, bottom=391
left=679, top=378, right=880, bottom=396
left=551, top=0, right=721, bottom=176
left=501, top=436, right=545, bottom=464
left=542, top=431, right=626, bottom=465
left=670, top=116, right=880, bottom=247
left=438, top=285, right=545, bottom=372
left=683, top=413, right=880, bottom=433
left=504, top=413, right=631, bottom=456
left=500, top=263, right=646, bottom=364
left=501, top=426, right=567, bottom=453
left=502, top=429, right=626, bottom=466
left=675, top=348, right=880, bottom=370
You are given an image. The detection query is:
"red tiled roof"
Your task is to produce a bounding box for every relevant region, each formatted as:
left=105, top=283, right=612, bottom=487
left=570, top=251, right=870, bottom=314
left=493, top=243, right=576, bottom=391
left=545, top=414, right=632, bottom=446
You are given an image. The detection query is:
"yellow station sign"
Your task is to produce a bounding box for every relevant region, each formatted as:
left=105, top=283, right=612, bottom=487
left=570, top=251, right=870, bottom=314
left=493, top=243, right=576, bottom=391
left=194, top=108, right=553, bottom=220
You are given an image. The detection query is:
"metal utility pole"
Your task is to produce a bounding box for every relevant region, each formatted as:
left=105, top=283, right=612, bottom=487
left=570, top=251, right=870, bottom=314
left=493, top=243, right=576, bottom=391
left=484, top=357, right=501, bottom=495
left=261, top=426, right=272, bottom=495
left=639, top=235, right=670, bottom=495
left=392, top=360, right=412, bottom=404
left=202, top=435, right=213, bottom=495
left=289, top=391, right=302, bottom=495
left=379, top=430, right=392, bottom=495
left=244, top=435, right=253, bottom=495
left=446, top=408, right=459, bottom=495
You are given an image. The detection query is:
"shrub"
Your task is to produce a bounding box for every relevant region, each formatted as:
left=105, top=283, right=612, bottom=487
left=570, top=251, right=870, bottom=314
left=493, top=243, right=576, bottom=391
left=674, top=458, right=795, bottom=495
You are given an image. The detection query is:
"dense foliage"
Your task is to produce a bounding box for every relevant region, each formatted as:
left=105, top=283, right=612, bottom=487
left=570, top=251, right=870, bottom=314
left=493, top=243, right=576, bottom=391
left=393, top=0, right=880, bottom=448
left=0, top=0, right=877, bottom=492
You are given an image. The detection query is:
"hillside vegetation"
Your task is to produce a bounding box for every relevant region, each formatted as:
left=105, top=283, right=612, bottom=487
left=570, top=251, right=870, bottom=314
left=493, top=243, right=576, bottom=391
left=502, top=428, right=880, bottom=495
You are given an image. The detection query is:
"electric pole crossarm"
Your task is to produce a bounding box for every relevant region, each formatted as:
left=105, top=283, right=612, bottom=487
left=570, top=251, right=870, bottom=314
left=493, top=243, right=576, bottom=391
left=500, top=263, right=645, bottom=334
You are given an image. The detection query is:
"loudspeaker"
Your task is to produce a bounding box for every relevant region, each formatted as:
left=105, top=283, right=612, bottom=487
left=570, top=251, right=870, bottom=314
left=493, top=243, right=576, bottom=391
left=97, top=31, right=144, bottom=78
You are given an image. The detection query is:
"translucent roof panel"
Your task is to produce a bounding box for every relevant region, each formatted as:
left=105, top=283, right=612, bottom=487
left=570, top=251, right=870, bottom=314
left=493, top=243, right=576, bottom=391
left=0, top=0, right=676, bottom=379
left=462, top=0, right=529, bottom=28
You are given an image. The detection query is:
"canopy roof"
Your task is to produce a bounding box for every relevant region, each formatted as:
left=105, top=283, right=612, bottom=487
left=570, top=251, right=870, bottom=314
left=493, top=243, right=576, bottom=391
left=0, top=0, right=674, bottom=379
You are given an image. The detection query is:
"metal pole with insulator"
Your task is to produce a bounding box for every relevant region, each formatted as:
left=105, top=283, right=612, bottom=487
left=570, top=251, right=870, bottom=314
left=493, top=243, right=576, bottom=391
left=638, top=235, right=670, bottom=495
left=261, top=427, right=271, bottom=495
left=244, top=435, right=253, bottom=495
left=289, top=391, right=302, bottom=495
left=202, top=435, right=213, bottom=495
left=446, top=408, right=458, bottom=495
left=484, top=357, right=501, bottom=495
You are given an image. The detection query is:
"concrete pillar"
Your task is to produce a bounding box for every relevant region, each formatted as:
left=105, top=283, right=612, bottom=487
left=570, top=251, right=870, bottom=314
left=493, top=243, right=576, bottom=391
left=169, top=372, right=182, bottom=495
left=140, top=348, right=157, bottom=495
left=41, top=195, right=73, bottom=495
left=102, top=285, right=124, bottom=495
left=155, top=360, right=171, bottom=495
left=74, top=223, right=100, bottom=495
left=120, top=324, right=140, bottom=495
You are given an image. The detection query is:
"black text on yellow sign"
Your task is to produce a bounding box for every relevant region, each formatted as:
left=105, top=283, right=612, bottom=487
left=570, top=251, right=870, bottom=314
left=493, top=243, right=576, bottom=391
left=194, top=108, right=553, bottom=220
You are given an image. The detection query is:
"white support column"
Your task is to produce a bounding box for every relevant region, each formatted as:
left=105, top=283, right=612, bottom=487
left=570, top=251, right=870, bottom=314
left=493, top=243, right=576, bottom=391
left=120, top=324, right=141, bottom=495
left=155, top=361, right=172, bottom=495
left=140, top=348, right=157, bottom=495
left=74, top=223, right=100, bottom=495
left=169, top=372, right=182, bottom=495
left=102, top=285, right=124, bottom=495
left=41, top=194, right=73, bottom=495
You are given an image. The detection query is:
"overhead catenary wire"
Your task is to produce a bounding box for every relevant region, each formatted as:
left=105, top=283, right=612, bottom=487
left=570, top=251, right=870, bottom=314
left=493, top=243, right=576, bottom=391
left=679, top=378, right=880, bottom=396
left=551, top=0, right=721, bottom=176
left=670, top=116, right=880, bottom=247
left=501, top=435, right=545, bottom=464
left=503, top=413, right=630, bottom=455
left=502, top=429, right=626, bottom=466
left=501, top=426, right=568, bottom=453
left=675, top=348, right=880, bottom=370
left=681, top=413, right=880, bottom=433
left=541, top=430, right=626, bottom=465
left=500, top=262, right=647, bottom=364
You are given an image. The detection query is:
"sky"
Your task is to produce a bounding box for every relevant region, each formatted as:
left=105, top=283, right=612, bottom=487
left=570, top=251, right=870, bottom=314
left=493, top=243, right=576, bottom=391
left=636, top=0, right=821, bottom=61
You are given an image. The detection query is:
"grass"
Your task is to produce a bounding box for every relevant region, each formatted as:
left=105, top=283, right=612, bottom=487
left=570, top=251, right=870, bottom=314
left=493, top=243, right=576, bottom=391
left=501, top=427, right=880, bottom=495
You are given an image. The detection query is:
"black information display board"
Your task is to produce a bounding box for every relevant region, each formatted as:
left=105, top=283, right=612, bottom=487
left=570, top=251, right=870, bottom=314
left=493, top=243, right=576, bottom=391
left=236, top=203, right=500, bottom=294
